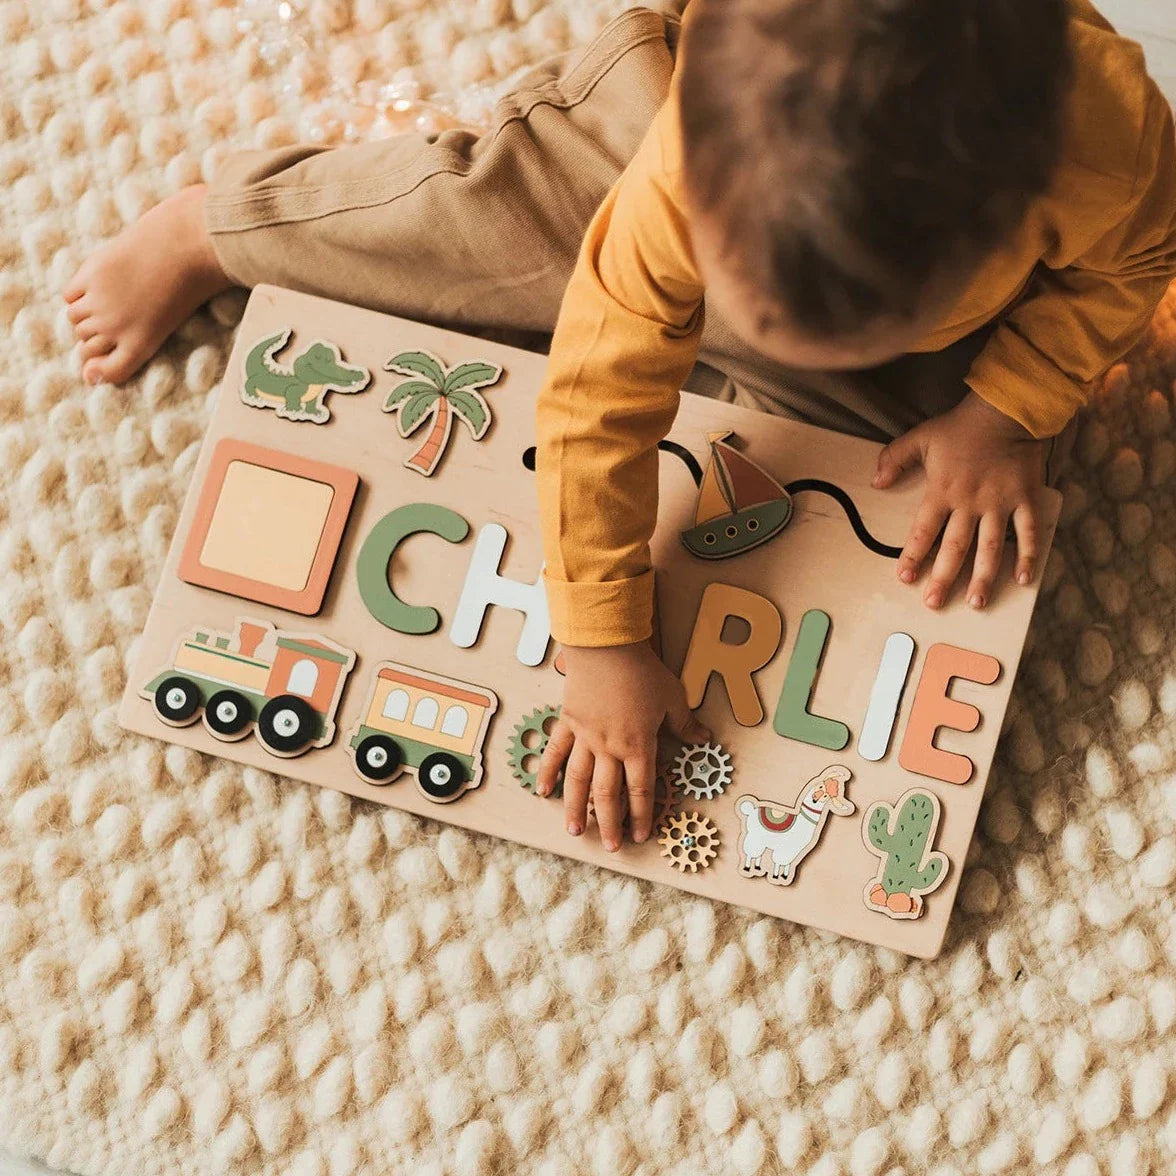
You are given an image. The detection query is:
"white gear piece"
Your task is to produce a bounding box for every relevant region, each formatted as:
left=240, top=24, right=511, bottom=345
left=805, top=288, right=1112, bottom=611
left=672, top=741, right=734, bottom=801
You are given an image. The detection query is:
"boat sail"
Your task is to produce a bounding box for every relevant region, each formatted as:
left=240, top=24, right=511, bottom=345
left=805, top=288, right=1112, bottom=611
left=680, top=431, right=793, bottom=559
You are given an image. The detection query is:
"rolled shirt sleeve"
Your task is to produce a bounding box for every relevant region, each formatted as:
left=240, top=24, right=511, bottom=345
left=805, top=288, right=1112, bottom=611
left=536, top=97, right=705, bottom=647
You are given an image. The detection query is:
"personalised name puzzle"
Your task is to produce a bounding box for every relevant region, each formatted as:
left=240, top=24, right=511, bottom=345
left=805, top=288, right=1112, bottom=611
left=119, top=285, right=1060, bottom=958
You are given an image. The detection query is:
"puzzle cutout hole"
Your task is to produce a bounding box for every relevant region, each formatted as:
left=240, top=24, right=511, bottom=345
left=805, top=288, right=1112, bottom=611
left=720, top=615, right=752, bottom=644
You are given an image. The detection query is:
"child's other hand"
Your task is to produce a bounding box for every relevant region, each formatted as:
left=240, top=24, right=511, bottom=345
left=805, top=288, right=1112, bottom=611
left=536, top=642, right=710, bottom=852
left=872, top=391, right=1047, bottom=610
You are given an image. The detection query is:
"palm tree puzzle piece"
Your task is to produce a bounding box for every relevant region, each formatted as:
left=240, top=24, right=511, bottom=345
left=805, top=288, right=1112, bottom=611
left=383, top=350, right=504, bottom=477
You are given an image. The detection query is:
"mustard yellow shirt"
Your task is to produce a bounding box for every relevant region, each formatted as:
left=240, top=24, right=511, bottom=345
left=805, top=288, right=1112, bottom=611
left=536, top=1, right=1176, bottom=648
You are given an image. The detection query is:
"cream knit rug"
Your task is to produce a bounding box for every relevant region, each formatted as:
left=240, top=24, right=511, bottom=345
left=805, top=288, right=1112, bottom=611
left=1, top=2, right=1173, bottom=1174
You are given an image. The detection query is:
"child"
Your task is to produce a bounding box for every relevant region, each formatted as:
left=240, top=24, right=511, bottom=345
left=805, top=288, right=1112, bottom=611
left=66, top=2, right=1176, bottom=853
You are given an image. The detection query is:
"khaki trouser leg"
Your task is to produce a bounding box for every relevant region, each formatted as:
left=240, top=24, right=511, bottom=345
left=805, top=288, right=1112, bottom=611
left=205, top=8, right=676, bottom=336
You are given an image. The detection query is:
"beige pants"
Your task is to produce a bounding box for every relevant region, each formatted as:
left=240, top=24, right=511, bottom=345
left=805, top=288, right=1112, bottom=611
left=206, top=7, right=1069, bottom=464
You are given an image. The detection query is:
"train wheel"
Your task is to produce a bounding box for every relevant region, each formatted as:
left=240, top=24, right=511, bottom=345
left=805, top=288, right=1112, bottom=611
left=417, top=752, right=466, bottom=801
left=256, top=694, right=316, bottom=756
left=153, top=676, right=201, bottom=726
left=355, top=735, right=402, bottom=783
left=204, top=690, right=252, bottom=740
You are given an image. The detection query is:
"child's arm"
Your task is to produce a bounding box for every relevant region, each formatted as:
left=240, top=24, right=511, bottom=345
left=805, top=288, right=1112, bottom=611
left=537, top=99, right=703, bottom=650
left=878, top=76, right=1176, bottom=610
left=535, top=98, right=709, bottom=849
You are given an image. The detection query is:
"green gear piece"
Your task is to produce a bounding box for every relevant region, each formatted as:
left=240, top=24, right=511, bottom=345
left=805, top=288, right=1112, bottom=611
left=508, top=705, right=562, bottom=795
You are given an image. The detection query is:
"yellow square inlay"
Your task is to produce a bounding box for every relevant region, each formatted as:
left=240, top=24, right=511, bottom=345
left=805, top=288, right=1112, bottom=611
left=200, top=461, right=335, bottom=591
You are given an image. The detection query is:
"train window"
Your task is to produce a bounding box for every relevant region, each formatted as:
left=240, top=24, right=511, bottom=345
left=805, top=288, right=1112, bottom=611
left=412, top=697, right=439, bottom=730
left=441, top=706, right=468, bottom=738
left=286, top=658, right=319, bottom=697
left=382, top=689, right=409, bottom=721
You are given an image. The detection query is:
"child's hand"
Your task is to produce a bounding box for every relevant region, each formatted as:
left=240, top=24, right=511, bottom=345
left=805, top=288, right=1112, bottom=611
left=536, top=642, right=710, bottom=852
left=873, top=391, right=1047, bottom=610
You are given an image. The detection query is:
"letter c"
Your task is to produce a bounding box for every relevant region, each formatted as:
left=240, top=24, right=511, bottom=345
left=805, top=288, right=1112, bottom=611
left=356, top=503, right=469, bottom=635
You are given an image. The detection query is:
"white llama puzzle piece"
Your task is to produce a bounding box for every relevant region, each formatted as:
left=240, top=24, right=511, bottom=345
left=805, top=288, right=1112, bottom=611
left=735, top=766, right=855, bottom=885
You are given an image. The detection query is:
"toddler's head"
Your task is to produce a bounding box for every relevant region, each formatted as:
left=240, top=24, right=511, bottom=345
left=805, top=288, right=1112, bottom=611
left=679, top=0, right=1071, bottom=369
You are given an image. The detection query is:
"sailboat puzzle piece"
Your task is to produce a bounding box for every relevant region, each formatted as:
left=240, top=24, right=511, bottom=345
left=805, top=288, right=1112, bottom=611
left=735, top=765, right=854, bottom=886
left=240, top=329, right=371, bottom=424
left=680, top=431, right=793, bottom=559
left=383, top=350, right=504, bottom=477
left=141, top=618, right=355, bottom=759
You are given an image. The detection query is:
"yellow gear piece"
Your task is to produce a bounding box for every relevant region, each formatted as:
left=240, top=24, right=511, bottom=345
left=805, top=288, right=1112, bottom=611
left=657, top=811, right=720, bottom=873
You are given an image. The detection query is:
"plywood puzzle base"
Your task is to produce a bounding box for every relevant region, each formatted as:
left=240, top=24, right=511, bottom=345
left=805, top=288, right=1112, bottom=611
left=119, top=285, right=1060, bottom=958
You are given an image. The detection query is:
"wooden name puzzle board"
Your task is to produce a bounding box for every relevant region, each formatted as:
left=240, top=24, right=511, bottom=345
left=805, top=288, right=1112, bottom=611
left=119, top=284, right=1060, bottom=958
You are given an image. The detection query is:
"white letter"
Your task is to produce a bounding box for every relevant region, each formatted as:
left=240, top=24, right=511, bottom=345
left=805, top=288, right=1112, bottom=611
left=858, top=632, right=915, bottom=762
left=449, top=523, right=551, bottom=667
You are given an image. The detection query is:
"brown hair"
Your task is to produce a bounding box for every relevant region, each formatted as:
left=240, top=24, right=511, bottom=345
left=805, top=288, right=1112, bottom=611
left=679, top=0, right=1072, bottom=338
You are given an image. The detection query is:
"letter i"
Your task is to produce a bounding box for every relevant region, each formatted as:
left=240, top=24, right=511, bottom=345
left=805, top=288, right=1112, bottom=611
left=857, top=633, right=915, bottom=762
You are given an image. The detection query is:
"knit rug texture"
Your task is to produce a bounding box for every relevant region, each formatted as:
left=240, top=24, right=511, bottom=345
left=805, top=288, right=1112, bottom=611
left=1, top=2, right=1174, bottom=1175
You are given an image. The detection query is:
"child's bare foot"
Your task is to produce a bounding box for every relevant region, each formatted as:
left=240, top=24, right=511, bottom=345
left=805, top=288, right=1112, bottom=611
left=64, top=185, right=232, bottom=385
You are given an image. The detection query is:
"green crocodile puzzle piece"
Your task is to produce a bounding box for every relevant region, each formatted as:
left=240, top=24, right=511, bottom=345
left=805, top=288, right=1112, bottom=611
left=241, top=329, right=371, bottom=424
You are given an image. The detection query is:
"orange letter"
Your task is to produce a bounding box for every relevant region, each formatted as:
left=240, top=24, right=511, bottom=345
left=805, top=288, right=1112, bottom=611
left=681, top=584, right=782, bottom=726
left=899, top=643, right=1001, bottom=784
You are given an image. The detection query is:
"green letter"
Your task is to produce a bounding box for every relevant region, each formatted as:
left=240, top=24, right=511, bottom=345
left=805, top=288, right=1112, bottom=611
left=772, top=609, right=850, bottom=751
left=357, top=503, right=469, bottom=635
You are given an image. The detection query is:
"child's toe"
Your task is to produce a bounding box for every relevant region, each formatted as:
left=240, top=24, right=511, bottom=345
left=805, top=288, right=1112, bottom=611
left=63, top=272, right=88, bottom=302
left=85, top=340, right=143, bottom=386
left=66, top=297, right=90, bottom=324
left=79, top=335, right=115, bottom=362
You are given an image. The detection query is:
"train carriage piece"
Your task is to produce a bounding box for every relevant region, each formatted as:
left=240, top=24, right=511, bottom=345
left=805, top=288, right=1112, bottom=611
left=142, top=619, right=356, bottom=758
left=349, top=663, right=498, bottom=802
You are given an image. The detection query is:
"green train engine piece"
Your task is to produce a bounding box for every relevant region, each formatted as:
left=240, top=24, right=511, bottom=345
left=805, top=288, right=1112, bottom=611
left=143, top=620, right=354, bottom=758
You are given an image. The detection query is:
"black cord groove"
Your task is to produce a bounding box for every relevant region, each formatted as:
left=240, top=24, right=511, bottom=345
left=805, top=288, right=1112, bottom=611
left=783, top=479, right=903, bottom=559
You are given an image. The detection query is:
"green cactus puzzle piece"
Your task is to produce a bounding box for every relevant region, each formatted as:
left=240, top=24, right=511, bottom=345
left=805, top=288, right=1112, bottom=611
left=241, top=329, right=371, bottom=423
left=863, top=789, right=949, bottom=912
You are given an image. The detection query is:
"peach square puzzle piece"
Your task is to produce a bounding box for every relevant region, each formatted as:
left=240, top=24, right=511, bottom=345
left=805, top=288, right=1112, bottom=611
left=179, top=439, right=359, bottom=615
